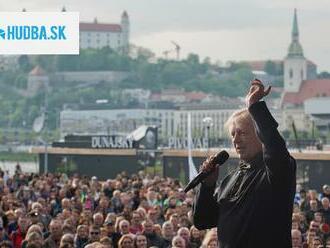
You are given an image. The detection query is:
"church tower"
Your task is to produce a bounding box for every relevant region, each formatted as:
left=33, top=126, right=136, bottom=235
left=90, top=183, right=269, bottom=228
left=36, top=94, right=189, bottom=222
left=284, top=9, right=307, bottom=93
left=121, top=11, right=130, bottom=54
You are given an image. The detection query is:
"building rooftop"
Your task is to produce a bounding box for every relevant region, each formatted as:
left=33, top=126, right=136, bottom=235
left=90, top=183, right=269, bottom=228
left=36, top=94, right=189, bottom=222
left=29, top=65, right=46, bottom=76
left=80, top=22, right=122, bottom=32
left=282, top=79, right=330, bottom=106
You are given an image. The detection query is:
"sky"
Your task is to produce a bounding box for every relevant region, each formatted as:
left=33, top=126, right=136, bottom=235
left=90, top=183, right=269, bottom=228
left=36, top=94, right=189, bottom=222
left=2, top=0, right=330, bottom=71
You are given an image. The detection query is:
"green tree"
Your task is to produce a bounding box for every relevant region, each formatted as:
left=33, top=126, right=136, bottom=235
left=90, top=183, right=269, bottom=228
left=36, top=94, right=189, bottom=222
left=18, top=55, right=33, bottom=73
left=318, top=71, right=330, bottom=79
left=264, top=60, right=277, bottom=75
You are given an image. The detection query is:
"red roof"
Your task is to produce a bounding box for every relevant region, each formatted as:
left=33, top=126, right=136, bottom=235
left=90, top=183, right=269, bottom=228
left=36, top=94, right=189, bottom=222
left=150, top=91, right=207, bottom=102
left=184, top=92, right=207, bottom=101
left=307, top=60, right=317, bottom=67
left=29, top=65, right=46, bottom=76
left=80, top=23, right=122, bottom=32
left=282, top=79, right=330, bottom=106
left=150, top=93, right=161, bottom=101
left=244, top=60, right=283, bottom=71
left=244, top=60, right=316, bottom=71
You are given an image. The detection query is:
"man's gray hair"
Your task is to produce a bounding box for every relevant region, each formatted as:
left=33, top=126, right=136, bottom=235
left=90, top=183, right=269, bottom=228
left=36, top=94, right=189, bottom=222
left=224, top=109, right=253, bottom=136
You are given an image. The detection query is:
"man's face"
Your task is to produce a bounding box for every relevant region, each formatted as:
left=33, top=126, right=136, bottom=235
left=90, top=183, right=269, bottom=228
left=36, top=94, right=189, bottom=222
left=120, top=221, right=130, bottom=234
left=143, top=221, right=153, bottom=234
left=77, top=226, right=88, bottom=239
left=178, top=229, right=190, bottom=242
left=170, top=214, right=179, bottom=225
left=18, top=217, right=30, bottom=232
left=173, top=237, right=185, bottom=248
left=162, top=224, right=173, bottom=238
left=230, top=118, right=262, bottom=162
left=136, top=235, right=147, bottom=248
left=322, top=198, right=330, bottom=209
left=94, top=214, right=104, bottom=226
left=89, top=228, right=100, bottom=242
left=314, top=213, right=322, bottom=223
left=132, top=214, right=141, bottom=225
left=50, top=221, right=62, bottom=239
left=292, top=232, right=301, bottom=246
left=100, top=199, right=109, bottom=208
left=310, top=201, right=318, bottom=211
left=148, top=211, right=157, bottom=221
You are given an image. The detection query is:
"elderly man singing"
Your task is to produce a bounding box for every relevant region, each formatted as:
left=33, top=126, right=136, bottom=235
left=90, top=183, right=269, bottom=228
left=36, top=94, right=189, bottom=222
left=193, top=79, right=296, bottom=248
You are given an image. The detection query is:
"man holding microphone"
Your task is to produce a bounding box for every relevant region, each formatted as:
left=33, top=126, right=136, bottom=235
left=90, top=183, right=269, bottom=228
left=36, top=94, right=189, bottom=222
left=193, top=79, right=296, bottom=247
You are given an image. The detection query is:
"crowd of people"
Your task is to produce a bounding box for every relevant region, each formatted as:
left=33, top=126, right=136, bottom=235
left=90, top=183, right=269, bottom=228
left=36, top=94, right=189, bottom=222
left=292, top=185, right=330, bottom=248
left=0, top=164, right=329, bottom=248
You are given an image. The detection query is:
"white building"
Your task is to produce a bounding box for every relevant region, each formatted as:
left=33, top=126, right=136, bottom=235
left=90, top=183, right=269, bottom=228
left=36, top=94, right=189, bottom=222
left=60, top=108, right=237, bottom=141
left=281, top=9, right=330, bottom=132
left=304, top=98, right=330, bottom=134
left=122, top=89, right=151, bottom=103
left=79, top=11, right=129, bottom=53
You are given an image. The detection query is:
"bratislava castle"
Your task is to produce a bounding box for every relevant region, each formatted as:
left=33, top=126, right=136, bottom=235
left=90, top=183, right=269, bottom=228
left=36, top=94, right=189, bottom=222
left=79, top=11, right=130, bottom=53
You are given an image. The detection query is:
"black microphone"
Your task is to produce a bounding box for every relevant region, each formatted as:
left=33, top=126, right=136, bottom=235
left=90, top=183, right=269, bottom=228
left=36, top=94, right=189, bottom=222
left=184, top=150, right=229, bottom=193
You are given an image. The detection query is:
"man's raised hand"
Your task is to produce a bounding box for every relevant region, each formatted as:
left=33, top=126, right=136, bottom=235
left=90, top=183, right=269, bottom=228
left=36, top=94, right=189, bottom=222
left=246, top=78, right=271, bottom=108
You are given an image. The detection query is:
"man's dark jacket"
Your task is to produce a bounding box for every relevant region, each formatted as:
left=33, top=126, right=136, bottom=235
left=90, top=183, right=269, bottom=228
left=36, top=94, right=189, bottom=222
left=193, top=101, right=296, bottom=248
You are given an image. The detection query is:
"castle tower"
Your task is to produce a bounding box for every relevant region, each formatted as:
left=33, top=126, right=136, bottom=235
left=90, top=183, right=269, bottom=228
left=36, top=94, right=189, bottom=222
left=284, top=9, right=307, bottom=93
left=27, top=65, right=49, bottom=97
left=121, top=11, right=130, bottom=54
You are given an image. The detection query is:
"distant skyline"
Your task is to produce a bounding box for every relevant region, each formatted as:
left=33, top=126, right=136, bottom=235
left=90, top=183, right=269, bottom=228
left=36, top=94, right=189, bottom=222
left=3, top=0, right=330, bottom=71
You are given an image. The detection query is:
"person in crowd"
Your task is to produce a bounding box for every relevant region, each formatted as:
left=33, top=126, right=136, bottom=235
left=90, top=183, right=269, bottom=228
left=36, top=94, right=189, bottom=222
left=103, top=220, right=121, bottom=248
left=189, top=226, right=202, bottom=248
left=44, top=220, right=62, bottom=248
left=177, top=227, right=190, bottom=248
left=320, top=197, right=330, bottom=225
left=93, top=213, right=104, bottom=228
left=0, top=222, right=10, bottom=244
left=142, top=219, right=165, bottom=248
left=86, top=225, right=101, bottom=245
left=291, top=229, right=302, bottom=248
left=100, top=236, right=112, bottom=247
left=118, top=220, right=130, bottom=236
left=171, top=235, right=186, bottom=248
left=60, top=233, right=74, bottom=248
left=134, top=234, right=148, bottom=248
left=10, top=216, right=31, bottom=248
left=307, top=200, right=320, bottom=223
left=117, top=234, right=134, bottom=248
left=74, top=225, right=88, bottom=248
left=161, top=221, right=174, bottom=248
left=322, top=185, right=330, bottom=200
left=129, top=211, right=143, bottom=234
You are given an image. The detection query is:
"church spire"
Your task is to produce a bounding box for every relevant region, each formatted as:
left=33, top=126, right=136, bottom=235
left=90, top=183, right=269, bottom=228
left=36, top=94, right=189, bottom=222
left=287, top=8, right=304, bottom=57
left=292, top=8, right=299, bottom=42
